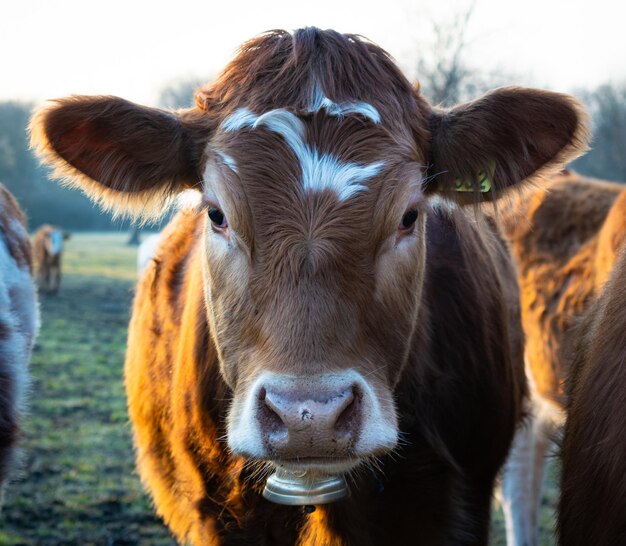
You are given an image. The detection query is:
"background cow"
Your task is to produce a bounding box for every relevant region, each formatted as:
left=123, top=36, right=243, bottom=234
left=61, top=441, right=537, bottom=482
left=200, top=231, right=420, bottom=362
left=33, top=224, right=70, bottom=294
left=557, top=247, right=626, bottom=546
left=494, top=170, right=626, bottom=545
left=0, top=183, right=38, bottom=506
left=30, top=28, right=587, bottom=545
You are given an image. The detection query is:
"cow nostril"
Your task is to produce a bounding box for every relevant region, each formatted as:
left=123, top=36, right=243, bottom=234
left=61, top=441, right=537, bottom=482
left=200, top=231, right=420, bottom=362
left=256, top=383, right=363, bottom=456
left=334, top=386, right=361, bottom=437
left=258, top=387, right=288, bottom=437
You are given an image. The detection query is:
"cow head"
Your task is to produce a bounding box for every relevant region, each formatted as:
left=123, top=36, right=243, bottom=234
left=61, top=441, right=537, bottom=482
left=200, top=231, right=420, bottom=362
left=43, top=226, right=69, bottom=257
left=30, top=29, right=587, bottom=475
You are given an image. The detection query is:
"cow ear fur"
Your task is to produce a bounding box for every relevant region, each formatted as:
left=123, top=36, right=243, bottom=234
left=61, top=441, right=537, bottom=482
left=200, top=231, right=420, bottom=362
left=424, top=87, right=590, bottom=202
left=29, top=96, right=214, bottom=220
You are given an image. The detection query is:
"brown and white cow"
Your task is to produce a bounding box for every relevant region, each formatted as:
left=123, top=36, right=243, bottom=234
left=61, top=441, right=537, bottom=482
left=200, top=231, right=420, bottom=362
left=30, top=28, right=588, bottom=545
left=0, top=183, right=38, bottom=505
left=493, top=170, right=626, bottom=545
left=33, top=224, right=70, bottom=294
left=557, top=247, right=626, bottom=546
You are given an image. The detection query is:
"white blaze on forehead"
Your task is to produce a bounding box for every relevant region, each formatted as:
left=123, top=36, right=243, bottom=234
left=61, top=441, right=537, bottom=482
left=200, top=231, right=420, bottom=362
left=220, top=107, right=385, bottom=201
left=308, top=85, right=381, bottom=124
left=301, top=150, right=384, bottom=201
left=221, top=108, right=259, bottom=133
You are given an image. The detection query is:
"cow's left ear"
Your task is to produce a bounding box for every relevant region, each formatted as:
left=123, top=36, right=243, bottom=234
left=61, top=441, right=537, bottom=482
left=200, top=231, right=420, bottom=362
left=424, top=87, right=589, bottom=201
left=30, top=96, right=214, bottom=219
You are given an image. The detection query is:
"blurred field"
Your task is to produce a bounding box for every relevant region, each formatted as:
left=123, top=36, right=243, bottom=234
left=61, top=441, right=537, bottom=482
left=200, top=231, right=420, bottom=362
left=0, top=232, right=558, bottom=545
left=0, top=233, right=175, bottom=546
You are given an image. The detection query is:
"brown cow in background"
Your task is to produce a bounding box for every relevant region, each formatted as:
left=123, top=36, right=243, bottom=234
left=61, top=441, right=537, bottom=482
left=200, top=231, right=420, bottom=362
left=0, top=184, right=39, bottom=505
left=33, top=224, right=69, bottom=294
left=557, top=247, right=626, bottom=546
left=494, top=170, right=626, bottom=545
left=29, top=28, right=588, bottom=545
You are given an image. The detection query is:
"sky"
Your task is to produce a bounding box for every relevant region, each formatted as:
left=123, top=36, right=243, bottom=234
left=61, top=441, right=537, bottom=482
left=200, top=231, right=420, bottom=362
left=2, top=0, right=625, bottom=106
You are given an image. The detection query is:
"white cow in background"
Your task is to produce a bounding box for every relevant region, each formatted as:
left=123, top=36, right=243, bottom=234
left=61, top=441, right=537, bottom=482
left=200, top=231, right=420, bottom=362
left=0, top=184, right=39, bottom=506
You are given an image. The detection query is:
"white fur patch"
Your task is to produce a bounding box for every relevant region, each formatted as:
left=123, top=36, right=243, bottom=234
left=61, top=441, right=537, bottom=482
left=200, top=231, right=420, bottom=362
left=253, top=109, right=306, bottom=153
left=428, top=194, right=459, bottom=214
left=221, top=108, right=259, bottom=133
left=136, top=233, right=162, bottom=275
left=0, top=229, right=39, bottom=442
left=227, top=369, right=398, bottom=461
left=499, top=358, right=564, bottom=546
left=308, top=85, right=381, bottom=124
left=227, top=374, right=267, bottom=458
left=175, top=188, right=203, bottom=210
left=221, top=108, right=384, bottom=201
left=217, top=151, right=238, bottom=174
left=300, top=150, right=384, bottom=201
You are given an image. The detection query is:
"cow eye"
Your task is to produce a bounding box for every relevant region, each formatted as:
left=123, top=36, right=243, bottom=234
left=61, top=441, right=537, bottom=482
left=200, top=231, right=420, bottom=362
left=400, top=209, right=418, bottom=230
left=208, top=207, right=227, bottom=228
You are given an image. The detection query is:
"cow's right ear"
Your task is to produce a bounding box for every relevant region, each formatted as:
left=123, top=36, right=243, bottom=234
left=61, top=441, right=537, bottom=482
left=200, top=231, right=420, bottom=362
left=422, top=87, right=589, bottom=202
left=30, top=96, right=214, bottom=219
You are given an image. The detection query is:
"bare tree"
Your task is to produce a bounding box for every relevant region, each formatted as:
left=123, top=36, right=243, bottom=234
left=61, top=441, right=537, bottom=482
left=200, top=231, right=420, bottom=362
left=410, top=7, right=624, bottom=183
left=414, top=4, right=515, bottom=107
left=157, top=78, right=205, bottom=109
left=573, top=83, right=626, bottom=182
left=417, top=7, right=474, bottom=106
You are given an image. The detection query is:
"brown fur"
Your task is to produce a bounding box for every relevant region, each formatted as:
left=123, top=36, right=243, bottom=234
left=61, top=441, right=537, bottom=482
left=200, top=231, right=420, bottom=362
left=0, top=183, right=38, bottom=499
left=29, top=28, right=589, bottom=544
left=32, top=224, right=69, bottom=294
left=127, top=205, right=527, bottom=545
left=491, top=170, right=626, bottom=545
left=494, top=170, right=625, bottom=403
left=558, top=248, right=626, bottom=545
left=0, top=187, right=32, bottom=273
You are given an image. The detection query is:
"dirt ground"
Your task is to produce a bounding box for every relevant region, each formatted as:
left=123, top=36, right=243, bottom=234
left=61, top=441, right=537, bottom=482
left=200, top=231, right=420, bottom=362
left=0, top=233, right=558, bottom=545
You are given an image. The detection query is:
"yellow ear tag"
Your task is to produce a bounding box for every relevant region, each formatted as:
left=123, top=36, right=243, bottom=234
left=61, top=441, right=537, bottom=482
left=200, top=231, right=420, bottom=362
left=453, top=162, right=495, bottom=193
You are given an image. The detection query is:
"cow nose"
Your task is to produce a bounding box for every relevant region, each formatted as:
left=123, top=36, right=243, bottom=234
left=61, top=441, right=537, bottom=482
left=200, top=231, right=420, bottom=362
left=257, top=384, right=361, bottom=458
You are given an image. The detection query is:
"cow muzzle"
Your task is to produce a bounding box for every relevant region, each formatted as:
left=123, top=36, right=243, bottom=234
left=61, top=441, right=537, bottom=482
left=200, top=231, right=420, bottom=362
left=258, top=381, right=360, bottom=459
left=227, top=370, right=398, bottom=505
left=228, top=369, right=398, bottom=466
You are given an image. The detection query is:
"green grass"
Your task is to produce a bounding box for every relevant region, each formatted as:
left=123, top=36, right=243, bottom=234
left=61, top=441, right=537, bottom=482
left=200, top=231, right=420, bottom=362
left=0, top=232, right=559, bottom=545
left=0, top=232, right=175, bottom=546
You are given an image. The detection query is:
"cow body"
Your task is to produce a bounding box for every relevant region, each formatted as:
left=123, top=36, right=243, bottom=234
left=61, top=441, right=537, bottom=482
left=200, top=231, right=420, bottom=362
left=30, top=28, right=588, bottom=545
left=557, top=247, right=626, bottom=546
left=0, top=184, right=38, bottom=503
left=127, top=202, right=526, bottom=544
left=494, top=170, right=626, bottom=545
left=33, top=224, right=68, bottom=294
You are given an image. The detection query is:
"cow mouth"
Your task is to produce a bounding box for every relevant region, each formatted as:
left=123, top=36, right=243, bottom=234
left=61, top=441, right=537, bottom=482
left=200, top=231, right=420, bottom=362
left=268, top=456, right=361, bottom=475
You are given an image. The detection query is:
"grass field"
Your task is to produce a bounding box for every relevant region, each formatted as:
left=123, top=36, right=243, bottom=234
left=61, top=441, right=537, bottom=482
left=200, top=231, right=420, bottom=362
left=0, top=232, right=558, bottom=545
left=0, top=233, right=175, bottom=546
